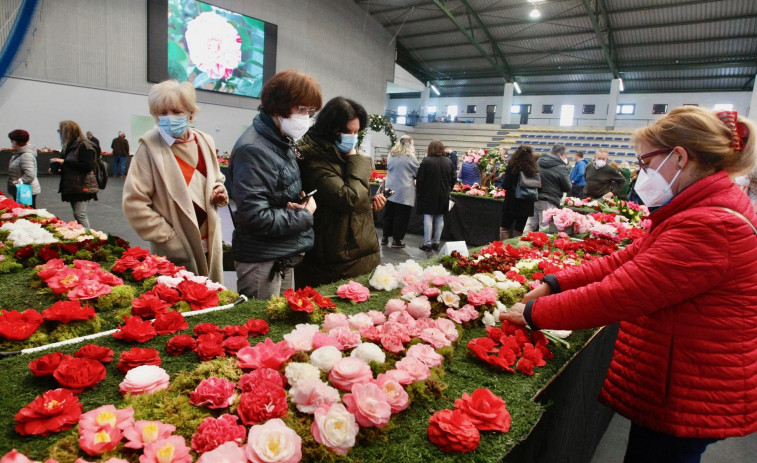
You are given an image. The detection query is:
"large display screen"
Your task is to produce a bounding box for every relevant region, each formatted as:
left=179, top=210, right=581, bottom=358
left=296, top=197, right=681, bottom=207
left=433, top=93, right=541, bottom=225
left=148, top=0, right=277, bottom=98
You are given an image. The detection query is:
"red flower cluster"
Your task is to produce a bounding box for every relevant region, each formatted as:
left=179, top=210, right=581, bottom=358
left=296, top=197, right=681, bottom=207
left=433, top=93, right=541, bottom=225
left=74, top=344, right=114, bottom=363
left=41, top=300, right=96, bottom=324
left=177, top=280, right=219, bottom=311
left=52, top=358, right=107, bottom=393
left=520, top=231, right=551, bottom=248
left=113, top=316, right=158, bottom=343
left=164, top=318, right=268, bottom=361
left=37, top=260, right=121, bottom=301
left=236, top=381, right=288, bottom=425
left=467, top=321, right=552, bottom=375
left=117, top=347, right=161, bottom=373
left=14, top=388, right=82, bottom=436
left=283, top=286, right=336, bottom=313
left=0, top=309, right=44, bottom=341
left=111, top=247, right=182, bottom=281
left=191, top=413, right=246, bottom=454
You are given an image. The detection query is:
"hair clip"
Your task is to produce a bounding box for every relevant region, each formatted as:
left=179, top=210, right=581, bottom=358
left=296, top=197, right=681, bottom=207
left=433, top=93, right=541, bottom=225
left=717, top=111, right=749, bottom=152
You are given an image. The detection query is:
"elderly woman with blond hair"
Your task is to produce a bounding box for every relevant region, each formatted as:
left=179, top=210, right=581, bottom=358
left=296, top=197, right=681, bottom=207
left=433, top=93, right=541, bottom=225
left=123, top=80, right=228, bottom=283
left=381, top=134, right=419, bottom=248
left=503, top=106, right=757, bottom=462
left=50, top=121, right=99, bottom=227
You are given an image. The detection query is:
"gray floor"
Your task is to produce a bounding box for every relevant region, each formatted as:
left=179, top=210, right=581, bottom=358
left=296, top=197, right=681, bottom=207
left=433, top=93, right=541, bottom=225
left=9, top=174, right=757, bottom=463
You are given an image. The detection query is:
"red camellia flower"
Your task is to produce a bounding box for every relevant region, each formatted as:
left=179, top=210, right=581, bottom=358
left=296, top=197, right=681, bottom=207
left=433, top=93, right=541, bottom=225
left=194, top=323, right=221, bottom=336
left=454, top=388, right=511, bottom=432
left=237, top=368, right=285, bottom=392
left=38, top=245, right=60, bottom=262
left=236, top=383, right=288, bottom=425
left=190, top=414, right=246, bottom=454
left=35, top=258, right=67, bottom=280
left=148, top=283, right=181, bottom=304
left=131, top=293, right=171, bottom=319
left=222, top=336, right=250, bottom=355
left=244, top=318, right=269, bottom=337
left=67, top=279, right=113, bottom=301
left=153, top=311, right=189, bottom=335
left=222, top=325, right=248, bottom=338
left=45, top=268, right=88, bottom=295
left=195, top=342, right=225, bottom=361
left=166, top=334, right=197, bottom=355
left=14, top=388, right=82, bottom=436
left=74, top=344, right=114, bottom=363
left=516, top=357, right=535, bottom=375
left=132, top=261, right=160, bottom=281
left=14, top=245, right=34, bottom=260
left=0, top=309, right=44, bottom=341
left=112, top=316, right=157, bottom=343
left=112, top=255, right=141, bottom=274
left=42, top=300, right=96, bottom=324
left=117, top=347, right=161, bottom=373
left=53, top=358, right=107, bottom=393
left=283, top=288, right=313, bottom=313
left=178, top=280, right=219, bottom=311
left=427, top=409, right=480, bottom=453
left=29, top=352, right=71, bottom=377
left=189, top=377, right=237, bottom=409
left=196, top=332, right=225, bottom=345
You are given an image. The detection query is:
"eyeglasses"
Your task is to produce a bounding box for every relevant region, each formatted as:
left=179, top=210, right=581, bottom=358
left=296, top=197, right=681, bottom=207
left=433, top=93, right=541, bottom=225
left=636, top=147, right=673, bottom=173
left=57, top=129, right=61, bottom=133
left=295, top=106, right=317, bottom=118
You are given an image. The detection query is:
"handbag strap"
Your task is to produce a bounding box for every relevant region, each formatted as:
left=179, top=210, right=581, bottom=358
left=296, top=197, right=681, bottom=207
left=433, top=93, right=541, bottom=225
left=719, top=207, right=757, bottom=235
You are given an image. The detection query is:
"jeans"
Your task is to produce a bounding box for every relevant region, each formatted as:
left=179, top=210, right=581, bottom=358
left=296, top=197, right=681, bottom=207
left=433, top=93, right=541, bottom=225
left=114, top=155, right=128, bottom=176
left=423, top=214, right=444, bottom=245
left=71, top=200, right=90, bottom=228
left=623, top=423, right=720, bottom=463
left=235, top=259, right=294, bottom=299
left=523, top=200, right=555, bottom=233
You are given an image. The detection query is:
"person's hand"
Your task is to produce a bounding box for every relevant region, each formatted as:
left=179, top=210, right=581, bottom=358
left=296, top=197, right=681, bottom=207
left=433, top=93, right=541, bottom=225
left=50, top=158, right=64, bottom=164
left=347, top=148, right=357, bottom=156
left=287, top=197, right=317, bottom=214
left=522, top=282, right=551, bottom=304
left=499, top=302, right=527, bottom=325
left=372, top=194, right=386, bottom=212
left=210, top=185, right=228, bottom=206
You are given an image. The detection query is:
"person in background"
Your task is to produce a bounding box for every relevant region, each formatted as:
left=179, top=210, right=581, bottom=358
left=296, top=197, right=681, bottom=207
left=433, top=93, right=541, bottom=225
left=123, top=80, right=228, bottom=283
left=416, top=139, right=456, bottom=251
left=296, top=96, right=385, bottom=287
left=229, top=70, right=321, bottom=297
left=458, top=157, right=481, bottom=186
left=523, top=144, right=571, bottom=233
left=502, top=107, right=757, bottom=463
left=569, top=150, right=588, bottom=198
left=585, top=149, right=627, bottom=198
left=50, top=120, right=99, bottom=228
left=499, top=145, right=538, bottom=240
left=627, top=166, right=642, bottom=204
left=382, top=134, right=419, bottom=248
left=445, top=147, right=458, bottom=172
left=111, top=131, right=130, bottom=177
left=86, top=131, right=100, bottom=153
left=7, top=130, right=40, bottom=208
left=616, top=160, right=633, bottom=197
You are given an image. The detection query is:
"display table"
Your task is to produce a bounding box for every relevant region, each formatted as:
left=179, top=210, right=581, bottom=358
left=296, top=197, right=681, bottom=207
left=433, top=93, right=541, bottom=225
left=0, top=150, right=129, bottom=177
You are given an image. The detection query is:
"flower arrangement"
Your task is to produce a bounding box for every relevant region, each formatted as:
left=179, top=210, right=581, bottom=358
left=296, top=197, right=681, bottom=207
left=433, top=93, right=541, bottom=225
left=461, top=148, right=506, bottom=189
left=453, top=181, right=506, bottom=199
left=216, top=151, right=230, bottom=167
left=356, top=114, right=397, bottom=151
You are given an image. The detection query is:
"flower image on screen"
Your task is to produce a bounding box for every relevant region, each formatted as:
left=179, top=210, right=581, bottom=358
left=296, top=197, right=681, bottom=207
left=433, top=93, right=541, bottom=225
left=168, top=0, right=265, bottom=98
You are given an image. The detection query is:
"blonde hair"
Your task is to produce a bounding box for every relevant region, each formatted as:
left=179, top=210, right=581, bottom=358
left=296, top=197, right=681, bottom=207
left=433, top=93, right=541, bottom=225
left=148, top=80, right=199, bottom=120
left=632, top=106, right=756, bottom=176
left=59, top=120, right=84, bottom=148
left=390, top=135, right=414, bottom=157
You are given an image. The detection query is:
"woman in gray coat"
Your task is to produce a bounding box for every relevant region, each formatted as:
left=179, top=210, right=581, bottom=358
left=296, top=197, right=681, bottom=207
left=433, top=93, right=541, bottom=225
left=381, top=135, right=419, bottom=248
left=7, top=130, right=41, bottom=208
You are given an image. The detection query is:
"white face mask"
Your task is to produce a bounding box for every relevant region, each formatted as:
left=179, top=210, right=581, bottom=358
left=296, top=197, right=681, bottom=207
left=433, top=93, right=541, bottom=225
left=279, top=114, right=310, bottom=141
left=594, top=160, right=607, bottom=168
left=634, top=151, right=681, bottom=208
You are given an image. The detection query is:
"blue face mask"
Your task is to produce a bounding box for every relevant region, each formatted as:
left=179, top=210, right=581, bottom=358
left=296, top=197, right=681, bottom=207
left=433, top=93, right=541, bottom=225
left=158, top=115, right=189, bottom=138
left=336, top=133, right=358, bottom=153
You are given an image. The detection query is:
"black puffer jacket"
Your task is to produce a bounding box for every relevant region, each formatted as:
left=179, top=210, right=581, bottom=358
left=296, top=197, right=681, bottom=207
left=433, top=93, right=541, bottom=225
left=229, top=112, right=314, bottom=263
left=416, top=155, right=456, bottom=215
left=59, top=138, right=98, bottom=202
left=536, top=153, right=571, bottom=206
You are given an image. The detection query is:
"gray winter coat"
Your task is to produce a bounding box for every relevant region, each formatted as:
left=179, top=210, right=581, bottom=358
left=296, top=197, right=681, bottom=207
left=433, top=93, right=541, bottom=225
left=385, top=154, right=419, bottom=207
left=8, top=144, right=41, bottom=197
left=536, top=153, right=572, bottom=206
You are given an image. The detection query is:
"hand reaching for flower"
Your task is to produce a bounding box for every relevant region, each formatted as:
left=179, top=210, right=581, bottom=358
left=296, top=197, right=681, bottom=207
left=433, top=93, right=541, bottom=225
left=499, top=303, right=526, bottom=326
left=522, top=282, right=551, bottom=303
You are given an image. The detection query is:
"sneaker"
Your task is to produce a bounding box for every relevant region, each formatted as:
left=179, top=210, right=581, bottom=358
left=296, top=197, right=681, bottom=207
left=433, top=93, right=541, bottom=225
left=419, top=244, right=432, bottom=251
left=391, top=241, right=405, bottom=248
left=380, top=237, right=389, bottom=245
left=431, top=243, right=440, bottom=251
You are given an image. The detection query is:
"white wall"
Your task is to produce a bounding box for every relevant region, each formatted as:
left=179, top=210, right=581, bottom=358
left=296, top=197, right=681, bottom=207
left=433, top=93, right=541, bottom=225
left=387, top=91, right=753, bottom=128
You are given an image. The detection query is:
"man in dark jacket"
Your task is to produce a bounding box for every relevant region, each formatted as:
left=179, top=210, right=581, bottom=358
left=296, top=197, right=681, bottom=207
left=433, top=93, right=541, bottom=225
left=111, top=131, right=130, bottom=177
left=523, top=144, right=571, bottom=233
left=569, top=150, right=589, bottom=198
left=584, top=149, right=628, bottom=198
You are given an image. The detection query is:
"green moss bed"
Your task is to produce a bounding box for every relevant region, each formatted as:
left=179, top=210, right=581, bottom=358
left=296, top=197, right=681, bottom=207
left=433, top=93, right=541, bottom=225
left=0, top=264, right=596, bottom=463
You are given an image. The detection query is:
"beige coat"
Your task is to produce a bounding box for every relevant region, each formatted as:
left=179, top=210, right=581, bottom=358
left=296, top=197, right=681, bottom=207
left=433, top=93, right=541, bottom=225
left=123, top=128, right=225, bottom=283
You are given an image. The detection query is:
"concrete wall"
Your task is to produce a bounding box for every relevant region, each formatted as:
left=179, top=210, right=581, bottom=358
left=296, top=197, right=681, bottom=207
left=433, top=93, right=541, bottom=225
left=0, top=0, right=395, bottom=152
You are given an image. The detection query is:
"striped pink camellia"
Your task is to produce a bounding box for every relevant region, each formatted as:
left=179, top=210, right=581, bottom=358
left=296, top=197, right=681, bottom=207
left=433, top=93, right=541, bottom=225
left=337, top=281, right=371, bottom=302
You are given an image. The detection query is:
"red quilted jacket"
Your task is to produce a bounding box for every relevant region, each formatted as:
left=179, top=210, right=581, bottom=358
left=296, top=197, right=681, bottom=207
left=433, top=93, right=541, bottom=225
left=531, top=170, right=757, bottom=438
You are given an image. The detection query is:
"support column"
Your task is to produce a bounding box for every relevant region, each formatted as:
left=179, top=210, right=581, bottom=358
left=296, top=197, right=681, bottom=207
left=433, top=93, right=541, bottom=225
left=606, top=78, right=621, bottom=129
left=749, top=75, right=757, bottom=119
left=501, top=83, right=514, bottom=126
left=420, top=85, right=431, bottom=122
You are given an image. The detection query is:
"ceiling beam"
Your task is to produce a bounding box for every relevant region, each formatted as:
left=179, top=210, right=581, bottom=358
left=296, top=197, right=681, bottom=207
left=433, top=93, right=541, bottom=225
left=743, top=76, right=756, bottom=91
left=437, top=75, right=757, bottom=87
left=459, top=0, right=513, bottom=77
left=581, top=0, right=617, bottom=77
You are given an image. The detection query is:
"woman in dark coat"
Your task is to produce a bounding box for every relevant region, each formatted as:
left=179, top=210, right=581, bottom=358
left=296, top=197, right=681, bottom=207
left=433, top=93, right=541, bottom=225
left=295, top=97, right=386, bottom=287
left=416, top=140, right=456, bottom=251
left=500, top=145, right=539, bottom=240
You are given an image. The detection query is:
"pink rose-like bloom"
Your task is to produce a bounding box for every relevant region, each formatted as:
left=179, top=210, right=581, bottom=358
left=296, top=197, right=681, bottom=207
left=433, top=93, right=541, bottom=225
left=236, top=338, right=295, bottom=370
left=384, top=298, right=407, bottom=315
left=191, top=414, right=246, bottom=454
left=311, top=403, right=359, bottom=456
left=288, top=379, right=341, bottom=414
left=388, top=310, right=416, bottom=328
left=406, top=297, right=431, bottom=319
left=342, top=382, right=392, bottom=428
left=189, top=377, right=237, bottom=409
left=123, top=420, right=176, bottom=449
left=196, top=442, right=246, bottom=463
left=435, top=318, right=460, bottom=343
left=419, top=327, right=451, bottom=349
left=1, top=450, right=59, bottom=463
left=321, top=313, right=349, bottom=332
left=245, top=419, right=301, bottom=463
left=337, top=281, right=370, bottom=303
left=465, top=290, right=488, bottom=307
left=67, top=279, right=113, bottom=301
left=119, top=365, right=170, bottom=396
left=424, top=287, right=442, bottom=298
left=184, top=12, right=241, bottom=80
left=283, top=323, right=320, bottom=352
left=395, top=356, right=431, bottom=382
left=366, top=310, right=386, bottom=326
left=79, top=425, right=123, bottom=456
left=311, top=332, right=344, bottom=350
left=140, top=435, right=192, bottom=463
left=347, top=313, right=373, bottom=330
left=406, top=343, right=444, bottom=368
left=328, top=327, right=362, bottom=350
left=358, top=324, right=382, bottom=343
left=78, top=405, right=134, bottom=434
left=479, top=287, right=499, bottom=305
left=373, top=374, right=409, bottom=413
left=328, top=357, right=373, bottom=391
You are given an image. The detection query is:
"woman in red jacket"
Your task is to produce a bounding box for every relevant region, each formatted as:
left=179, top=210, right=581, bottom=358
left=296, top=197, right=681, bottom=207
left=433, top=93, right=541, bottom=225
left=503, top=106, right=756, bottom=463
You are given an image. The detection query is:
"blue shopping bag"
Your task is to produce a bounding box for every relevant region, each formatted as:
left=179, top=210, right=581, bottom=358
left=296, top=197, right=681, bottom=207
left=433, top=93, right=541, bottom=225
left=15, top=183, right=33, bottom=206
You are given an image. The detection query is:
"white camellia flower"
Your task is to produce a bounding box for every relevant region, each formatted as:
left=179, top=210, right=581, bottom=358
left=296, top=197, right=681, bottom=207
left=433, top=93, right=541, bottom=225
left=284, top=362, right=321, bottom=387
left=492, top=270, right=508, bottom=282
left=515, top=259, right=540, bottom=272
left=495, top=280, right=523, bottom=291
left=245, top=419, right=301, bottom=463
left=396, top=259, right=424, bottom=276
left=1, top=219, right=57, bottom=247
left=185, top=12, right=242, bottom=80
left=458, top=275, right=484, bottom=292
left=350, top=342, right=386, bottom=364
left=347, top=313, right=373, bottom=330
left=474, top=273, right=496, bottom=287
left=437, top=291, right=460, bottom=308
left=482, top=311, right=497, bottom=327
left=369, top=266, right=399, bottom=291
left=545, top=329, right=573, bottom=338
left=283, top=323, right=320, bottom=352
left=310, top=346, right=343, bottom=372
left=312, top=403, right=359, bottom=455
left=422, top=264, right=450, bottom=279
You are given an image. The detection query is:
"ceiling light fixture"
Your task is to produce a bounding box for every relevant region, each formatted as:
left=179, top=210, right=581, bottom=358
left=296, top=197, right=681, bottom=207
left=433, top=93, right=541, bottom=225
left=618, top=78, right=624, bottom=92
left=513, top=82, right=522, bottom=94
left=430, top=84, right=440, bottom=96
left=529, top=7, right=541, bottom=19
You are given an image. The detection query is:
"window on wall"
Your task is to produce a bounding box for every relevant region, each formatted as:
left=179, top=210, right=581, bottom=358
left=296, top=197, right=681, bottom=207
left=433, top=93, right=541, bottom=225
left=511, top=105, right=521, bottom=113
left=542, top=105, right=554, bottom=114
left=652, top=104, right=668, bottom=115
left=616, top=104, right=635, bottom=115
left=397, top=106, right=407, bottom=125
left=467, top=105, right=477, bottom=113
left=560, top=105, right=575, bottom=126
left=582, top=105, right=595, bottom=115
left=447, top=106, right=458, bottom=120
left=713, top=103, right=734, bottom=111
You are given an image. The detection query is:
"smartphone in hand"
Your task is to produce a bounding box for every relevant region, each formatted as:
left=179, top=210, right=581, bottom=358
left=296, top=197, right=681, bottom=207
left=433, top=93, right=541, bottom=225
left=383, top=188, right=395, bottom=198
left=300, top=189, right=317, bottom=204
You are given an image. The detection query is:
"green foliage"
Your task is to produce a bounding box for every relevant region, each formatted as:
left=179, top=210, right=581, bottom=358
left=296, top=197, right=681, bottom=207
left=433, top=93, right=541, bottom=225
left=217, top=289, right=238, bottom=306
left=140, top=276, right=157, bottom=292
left=94, top=285, right=136, bottom=311
left=73, top=249, right=93, bottom=261
left=0, top=259, right=22, bottom=274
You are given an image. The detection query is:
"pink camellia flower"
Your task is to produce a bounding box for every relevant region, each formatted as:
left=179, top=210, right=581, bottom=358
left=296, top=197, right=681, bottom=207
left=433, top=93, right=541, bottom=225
left=424, top=287, right=442, bottom=298
left=342, top=382, right=392, bottom=428
left=141, top=435, right=192, bottom=463
left=190, top=414, right=246, bottom=454
left=1, top=449, right=58, bottom=463
left=435, top=318, right=460, bottom=343
left=123, top=420, right=176, bottom=449
left=196, top=442, right=246, bottom=463
left=184, top=11, right=242, bottom=80
left=78, top=405, right=134, bottom=434
left=372, top=374, right=409, bottom=414
left=420, top=327, right=452, bottom=349
left=236, top=338, right=295, bottom=370
left=347, top=313, right=373, bottom=330
left=311, top=332, right=344, bottom=351
left=337, top=281, right=370, bottom=302
left=395, top=356, right=431, bottom=382
left=366, top=310, right=386, bottom=326
left=283, top=323, right=320, bottom=352
left=78, top=425, right=123, bottom=456
left=406, top=343, right=444, bottom=368
left=321, top=313, right=349, bottom=332
left=384, top=298, right=406, bottom=315
left=245, top=419, right=301, bottom=463
left=328, top=327, right=362, bottom=350
left=328, top=357, right=373, bottom=392
left=311, top=403, right=359, bottom=456
left=35, top=258, right=66, bottom=280
left=46, top=268, right=87, bottom=294
left=94, top=269, right=124, bottom=287
left=119, top=365, right=170, bottom=396
left=465, top=290, right=488, bottom=307
left=288, top=379, right=341, bottom=414
left=406, top=297, right=431, bottom=319
left=75, top=458, right=128, bottom=463
left=189, top=377, right=237, bottom=409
